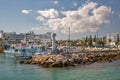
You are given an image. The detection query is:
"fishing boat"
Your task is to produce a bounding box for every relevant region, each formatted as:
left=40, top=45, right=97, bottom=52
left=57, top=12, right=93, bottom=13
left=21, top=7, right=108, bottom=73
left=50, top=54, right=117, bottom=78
left=4, top=43, right=49, bottom=58
left=4, top=37, right=49, bottom=59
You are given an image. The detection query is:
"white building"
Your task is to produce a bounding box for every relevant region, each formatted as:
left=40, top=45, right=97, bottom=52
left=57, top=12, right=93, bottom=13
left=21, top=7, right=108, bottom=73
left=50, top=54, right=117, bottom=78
left=40, top=32, right=51, bottom=43
left=0, top=30, right=3, bottom=38
left=106, top=32, right=120, bottom=45
left=2, top=30, right=52, bottom=44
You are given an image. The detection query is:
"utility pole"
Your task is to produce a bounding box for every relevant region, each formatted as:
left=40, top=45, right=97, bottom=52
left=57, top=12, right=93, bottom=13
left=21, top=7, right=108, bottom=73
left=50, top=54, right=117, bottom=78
left=68, top=27, right=70, bottom=49
left=66, top=27, right=70, bottom=53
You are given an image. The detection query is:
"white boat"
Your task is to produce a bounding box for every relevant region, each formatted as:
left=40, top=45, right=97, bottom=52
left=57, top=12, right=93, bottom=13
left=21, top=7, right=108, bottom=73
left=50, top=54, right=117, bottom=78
left=4, top=49, right=21, bottom=57
left=4, top=43, right=49, bottom=58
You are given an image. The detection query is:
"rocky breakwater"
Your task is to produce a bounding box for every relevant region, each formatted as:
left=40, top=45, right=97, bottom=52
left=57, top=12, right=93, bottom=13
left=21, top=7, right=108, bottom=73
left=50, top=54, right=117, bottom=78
left=20, top=51, right=120, bottom=67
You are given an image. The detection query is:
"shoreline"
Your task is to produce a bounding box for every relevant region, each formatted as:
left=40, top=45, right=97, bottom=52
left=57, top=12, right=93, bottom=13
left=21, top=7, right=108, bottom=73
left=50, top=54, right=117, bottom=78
left=20, top=50, right=120, bottom=68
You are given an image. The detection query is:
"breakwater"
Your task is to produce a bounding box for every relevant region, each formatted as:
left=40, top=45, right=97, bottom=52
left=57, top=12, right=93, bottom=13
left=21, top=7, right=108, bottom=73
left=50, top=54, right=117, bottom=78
left=20, top=50, right=120, bottom=67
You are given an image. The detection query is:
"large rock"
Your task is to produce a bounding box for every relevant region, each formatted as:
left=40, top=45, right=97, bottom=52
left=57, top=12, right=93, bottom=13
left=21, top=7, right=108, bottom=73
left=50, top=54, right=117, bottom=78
left=49, top=61, right=62, bottom=67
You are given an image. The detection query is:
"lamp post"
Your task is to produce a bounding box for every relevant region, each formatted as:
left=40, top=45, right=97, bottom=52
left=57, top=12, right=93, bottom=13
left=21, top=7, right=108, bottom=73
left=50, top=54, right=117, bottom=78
left=51, top=33, right=56, bottom=53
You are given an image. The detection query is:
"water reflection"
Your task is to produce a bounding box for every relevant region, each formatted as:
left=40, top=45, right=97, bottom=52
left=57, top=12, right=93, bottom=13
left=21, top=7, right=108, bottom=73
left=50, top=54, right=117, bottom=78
left=0, top=54, right=120, bottom=80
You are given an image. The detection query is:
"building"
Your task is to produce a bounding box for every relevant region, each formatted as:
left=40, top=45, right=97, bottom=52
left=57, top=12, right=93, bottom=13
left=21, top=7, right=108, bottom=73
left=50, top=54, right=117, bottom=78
left=4, top=32, right=16, bottom=39
left=0, top=30, right=3, bottom=38
left=41, top=32, right=51, bottom=43
left=25, top=31, right=35, bottom=41
left=106, top=32, right=120, bottom=45
left=1, top=30, right=52, bottom=44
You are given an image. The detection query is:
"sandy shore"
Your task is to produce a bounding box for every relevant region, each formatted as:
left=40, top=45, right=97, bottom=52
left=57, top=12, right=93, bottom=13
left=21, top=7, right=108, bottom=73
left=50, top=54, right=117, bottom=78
left=20, top=50, right=120, bottom=67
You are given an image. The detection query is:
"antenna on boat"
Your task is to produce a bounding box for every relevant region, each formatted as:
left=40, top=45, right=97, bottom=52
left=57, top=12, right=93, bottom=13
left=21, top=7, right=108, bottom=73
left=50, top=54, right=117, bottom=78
left=23, top=37, right=27, bottom=44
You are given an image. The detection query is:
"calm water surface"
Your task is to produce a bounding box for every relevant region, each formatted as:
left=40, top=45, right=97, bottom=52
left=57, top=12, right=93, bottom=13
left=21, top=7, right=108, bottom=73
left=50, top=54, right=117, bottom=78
left=0, top=54, right=120, bottom=80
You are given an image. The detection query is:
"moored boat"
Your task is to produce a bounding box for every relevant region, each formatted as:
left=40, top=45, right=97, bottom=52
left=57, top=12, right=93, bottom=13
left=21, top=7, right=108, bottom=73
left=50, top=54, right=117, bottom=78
left=14, top=55, right=32, bottom=60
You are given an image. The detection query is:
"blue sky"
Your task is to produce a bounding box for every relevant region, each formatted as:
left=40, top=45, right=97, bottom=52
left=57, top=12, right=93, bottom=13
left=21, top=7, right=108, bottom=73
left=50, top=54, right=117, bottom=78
left=0, top=0, right=120, bottom=39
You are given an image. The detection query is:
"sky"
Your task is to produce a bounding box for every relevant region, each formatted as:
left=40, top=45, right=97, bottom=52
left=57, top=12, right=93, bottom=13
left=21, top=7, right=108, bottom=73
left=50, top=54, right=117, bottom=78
left=0, top=0, right=120, bottom=40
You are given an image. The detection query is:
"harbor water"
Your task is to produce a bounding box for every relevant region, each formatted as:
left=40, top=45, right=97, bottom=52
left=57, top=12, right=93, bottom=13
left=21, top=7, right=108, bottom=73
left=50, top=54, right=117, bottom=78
left=0, top=53, right=120, bottom=80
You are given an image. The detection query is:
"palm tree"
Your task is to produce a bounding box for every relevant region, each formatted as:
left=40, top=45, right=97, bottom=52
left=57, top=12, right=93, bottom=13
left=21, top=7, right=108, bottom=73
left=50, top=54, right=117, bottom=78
left=115, top=41, right=120, bottom=47
left=117, top=34, right=120, bottom=42
left=93, top=35, right=97, bottom=42
left=97, top=39, right=106, bottom=46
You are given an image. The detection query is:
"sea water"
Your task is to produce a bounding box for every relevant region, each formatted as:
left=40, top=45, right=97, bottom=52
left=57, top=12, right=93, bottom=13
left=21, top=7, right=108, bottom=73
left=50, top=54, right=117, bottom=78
left=0, top=54, right=120, bottom=80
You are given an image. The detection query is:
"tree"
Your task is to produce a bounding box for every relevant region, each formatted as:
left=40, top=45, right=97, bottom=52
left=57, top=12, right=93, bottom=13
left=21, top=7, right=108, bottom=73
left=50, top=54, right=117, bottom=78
left=102, top=36, right=106, bottom=42
left=70, top=40, right=78, bottom=46
left=85, top=36, right=88, bottom=41
left=97, top=39, right=106, bottom=46
left=117, top=34, right=120, bottom=42
left=102, top=36, right=106, bottom=46
left=108, top=38, right=112, bottom=43
left=88, top=35, right=93, bottom=46
left=85, top=36, right=88, bottom=46
left=115, top=41, right=120, bottom=47
left=80, top=40, right=85, bottom=46
left=93, top=35, right=97, bottom=42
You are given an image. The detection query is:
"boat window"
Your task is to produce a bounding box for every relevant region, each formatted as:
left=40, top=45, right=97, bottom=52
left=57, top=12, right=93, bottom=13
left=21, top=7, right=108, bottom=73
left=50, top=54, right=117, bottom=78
left=15, top=49, right=18, bottom=52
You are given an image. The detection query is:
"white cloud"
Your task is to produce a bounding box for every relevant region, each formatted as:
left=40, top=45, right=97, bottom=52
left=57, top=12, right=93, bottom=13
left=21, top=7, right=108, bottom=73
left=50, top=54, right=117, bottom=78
left=35, top=2, right=112, bottom=34
left=37, top=9, right=58, bottom=19
left=32, top=27, right=41, bottom=31
left=73, top=2, right=77, bottom=7
left=36, top=16, right=45, bottom=21
left=21, top=9, right=32, bottom=14
left=52, top=1, right=58, bottom=4
left=32, top=26, right=50, bottom=33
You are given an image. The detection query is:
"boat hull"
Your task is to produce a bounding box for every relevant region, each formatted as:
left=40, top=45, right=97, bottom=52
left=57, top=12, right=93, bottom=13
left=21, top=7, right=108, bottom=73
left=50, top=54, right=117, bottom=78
left=15, top=55, right=32, bottom=60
